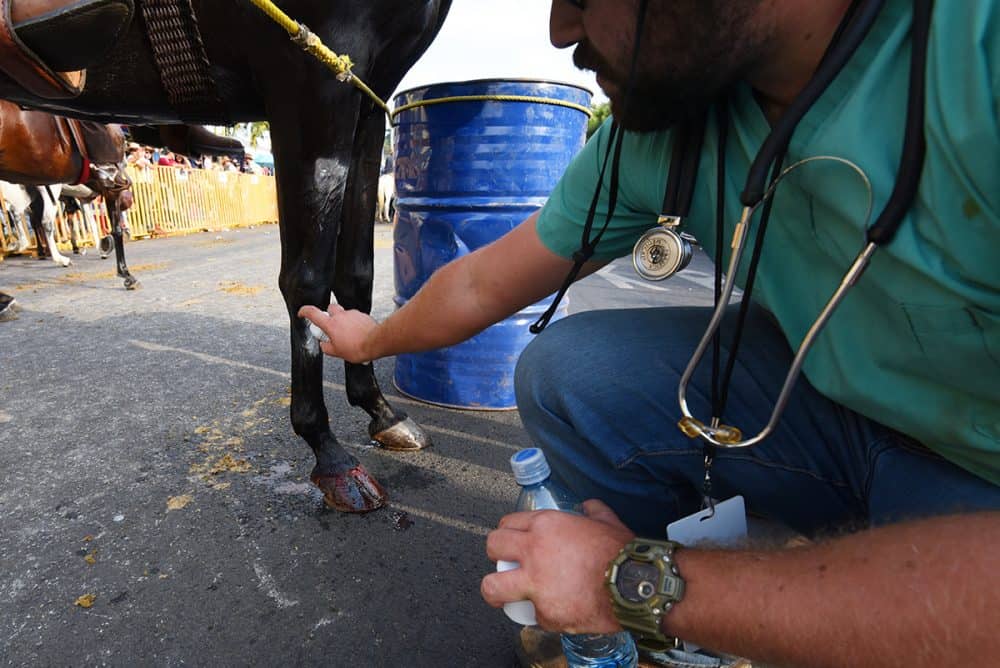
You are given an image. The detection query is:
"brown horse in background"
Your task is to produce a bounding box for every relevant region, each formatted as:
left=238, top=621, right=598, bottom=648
left=0, top=99, right=137, bottom=287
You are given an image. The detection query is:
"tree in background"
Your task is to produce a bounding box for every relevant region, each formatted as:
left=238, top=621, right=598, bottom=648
left=587, top=101, right=610, bottom=139
left=247, top=122, right=270, bottom=148
left=221, top=122, right=270, bottom=148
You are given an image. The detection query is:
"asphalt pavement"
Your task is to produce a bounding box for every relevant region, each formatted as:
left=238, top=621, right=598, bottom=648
left=0, top=224, right=714, bottom=667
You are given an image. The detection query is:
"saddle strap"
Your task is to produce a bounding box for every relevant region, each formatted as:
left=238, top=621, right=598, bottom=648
left=138, top=0, right=223, bottom=121
left=0, top=0, right=84, bottom=98
left=60, top=117, right=92, bottom=184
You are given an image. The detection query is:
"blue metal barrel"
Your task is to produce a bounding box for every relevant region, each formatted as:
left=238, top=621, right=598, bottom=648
left=392, top=79, right=592, bottom=409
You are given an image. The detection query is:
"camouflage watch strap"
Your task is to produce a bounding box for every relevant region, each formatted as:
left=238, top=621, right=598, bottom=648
left=606, top=538, right=685, bottom=652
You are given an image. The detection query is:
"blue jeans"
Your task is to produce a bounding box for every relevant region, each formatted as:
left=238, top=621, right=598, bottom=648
left=514, top=305, right=1000, bottom=538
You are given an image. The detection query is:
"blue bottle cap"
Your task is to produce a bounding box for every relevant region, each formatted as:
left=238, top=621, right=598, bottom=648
left=510, top=448, right=551, bottom=486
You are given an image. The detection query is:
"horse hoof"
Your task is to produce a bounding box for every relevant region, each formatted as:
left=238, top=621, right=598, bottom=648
left=0, top=297, right=19, bottom=322
left=124, top=277, right=140, bottom=290
left=371, top=416, right=432, bottom=451
left=310, top=465, right=387, bottom=513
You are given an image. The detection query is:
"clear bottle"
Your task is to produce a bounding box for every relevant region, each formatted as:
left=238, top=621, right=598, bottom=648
left=498, top=447, right=638, bottom=668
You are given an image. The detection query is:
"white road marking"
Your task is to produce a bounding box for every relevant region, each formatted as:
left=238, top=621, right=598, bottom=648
left=253, top=561, right=300, bottom=609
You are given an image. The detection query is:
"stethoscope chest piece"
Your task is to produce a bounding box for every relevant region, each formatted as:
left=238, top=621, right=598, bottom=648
left=632, top=215, right=694, bottom=281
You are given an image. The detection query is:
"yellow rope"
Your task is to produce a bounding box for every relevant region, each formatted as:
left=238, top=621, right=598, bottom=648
left=246, top=0, right=390, bottom=115
left=391, top=94, right=593, bottom=119
left=246, top=0, right=593, bottom=124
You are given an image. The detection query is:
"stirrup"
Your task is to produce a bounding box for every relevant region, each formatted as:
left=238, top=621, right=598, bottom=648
left=0, top=0, right=134, bottom=99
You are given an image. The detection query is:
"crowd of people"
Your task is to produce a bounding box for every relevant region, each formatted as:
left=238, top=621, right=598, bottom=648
left=124, top=142, right=271, bottom=176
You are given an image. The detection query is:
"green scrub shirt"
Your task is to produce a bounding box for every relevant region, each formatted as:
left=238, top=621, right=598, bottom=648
left=537, top=0, right=1000, bottom=483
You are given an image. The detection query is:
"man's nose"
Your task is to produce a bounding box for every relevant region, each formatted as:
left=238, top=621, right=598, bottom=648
left=549, top=0, right=584, bottom=49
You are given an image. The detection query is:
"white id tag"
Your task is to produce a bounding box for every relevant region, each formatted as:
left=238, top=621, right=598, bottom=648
left=667, top=496, right=748, bottom=655
left=666, top=495, right=747, bottom=547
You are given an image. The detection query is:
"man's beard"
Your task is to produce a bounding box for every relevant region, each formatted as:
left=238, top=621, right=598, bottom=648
left=573, top=1, right=766, bottom=132
left=604, top=73, right=717, bottom=132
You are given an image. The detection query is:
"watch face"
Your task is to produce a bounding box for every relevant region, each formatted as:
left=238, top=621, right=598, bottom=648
left=615, top=559, right=660, bottom=604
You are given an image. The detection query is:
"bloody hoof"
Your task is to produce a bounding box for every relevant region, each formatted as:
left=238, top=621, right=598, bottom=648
left=371, top=416, right=431, bottom=451
left=311, top=465, right=387, bottom=513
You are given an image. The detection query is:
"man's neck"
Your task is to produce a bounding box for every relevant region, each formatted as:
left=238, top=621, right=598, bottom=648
left=745, top=0, right=854, bottom=124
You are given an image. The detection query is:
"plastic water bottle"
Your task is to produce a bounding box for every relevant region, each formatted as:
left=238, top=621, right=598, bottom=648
left=498, top=447, right=638, bottom=668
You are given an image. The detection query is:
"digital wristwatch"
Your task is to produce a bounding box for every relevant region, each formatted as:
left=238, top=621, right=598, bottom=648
left=606, top=538, right=685, bottom=652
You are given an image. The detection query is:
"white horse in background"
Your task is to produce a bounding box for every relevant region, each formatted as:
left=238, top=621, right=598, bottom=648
left=0, top=181, right=74, bottom=267
left=376, top=173, right=395, bottom=224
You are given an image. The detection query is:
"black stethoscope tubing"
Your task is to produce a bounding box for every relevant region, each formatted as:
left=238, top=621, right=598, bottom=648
left=675, top=0, right=934, bottom=449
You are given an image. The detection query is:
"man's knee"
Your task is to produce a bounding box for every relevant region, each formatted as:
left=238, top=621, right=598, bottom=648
left=514, top=312, right=604, bottom=410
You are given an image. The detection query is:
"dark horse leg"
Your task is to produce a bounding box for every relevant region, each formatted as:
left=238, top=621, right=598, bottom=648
left=105, top=190, right=137, bottom=289
left=335, top=105, right=430, bottom=452
left=266, top=38, right=432, bottom=511
left=269, top=85, right=387, bottom=512
left=89, top=163, right=137, bottom=289
left=27, top=187, right=50, bottom=259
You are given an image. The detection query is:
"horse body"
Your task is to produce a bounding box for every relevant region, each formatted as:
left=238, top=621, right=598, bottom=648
left=0, top=0, right=453, bottom=511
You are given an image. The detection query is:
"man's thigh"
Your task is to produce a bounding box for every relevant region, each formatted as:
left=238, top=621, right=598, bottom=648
left=515, top=305, right=876, bottom=536
left=868, top=436, right=1000, bottom=524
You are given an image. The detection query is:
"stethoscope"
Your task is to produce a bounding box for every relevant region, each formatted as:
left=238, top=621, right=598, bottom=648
left=534, top=0, right=934, bottom=508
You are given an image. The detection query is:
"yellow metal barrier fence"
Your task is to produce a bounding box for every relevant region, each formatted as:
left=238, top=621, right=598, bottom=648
left=1, top=167, right=279, bottom=258
left=126, top=165, right=279, bottom=238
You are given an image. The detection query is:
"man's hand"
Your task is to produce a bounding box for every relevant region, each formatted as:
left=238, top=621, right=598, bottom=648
left=481, top=499, right=635, bottom=634
left=298, top=304, right=378, bottom=363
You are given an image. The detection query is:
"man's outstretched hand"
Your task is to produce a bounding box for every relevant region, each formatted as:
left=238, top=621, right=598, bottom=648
left=298, top=304, right=378, bottom=363
left=481, top=499, right=635, bottom=634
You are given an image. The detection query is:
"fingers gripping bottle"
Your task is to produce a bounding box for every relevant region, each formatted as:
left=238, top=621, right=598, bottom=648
left=498, top=448, right=638, bottom=668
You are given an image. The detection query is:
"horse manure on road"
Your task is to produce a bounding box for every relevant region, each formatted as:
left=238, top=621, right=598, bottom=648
left=166, top=494, right=194, bottom=511
left=218, top=280, right=263, bottom=296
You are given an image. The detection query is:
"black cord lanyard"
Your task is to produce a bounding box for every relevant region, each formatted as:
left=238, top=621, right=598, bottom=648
left=530, top=0, right=651, bottom=334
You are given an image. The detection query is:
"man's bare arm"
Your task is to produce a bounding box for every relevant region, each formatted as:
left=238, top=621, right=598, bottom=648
left=483, top=506, right=1000, bottom=668
left=670, top=511, right=1000, bottom=667
left=300, top=212, right=606, bottom=362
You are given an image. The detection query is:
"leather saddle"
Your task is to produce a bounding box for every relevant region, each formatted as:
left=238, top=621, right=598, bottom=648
left=0, top=0, right=133, bottom=99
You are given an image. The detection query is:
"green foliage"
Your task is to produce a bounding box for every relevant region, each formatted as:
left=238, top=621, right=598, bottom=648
left=587, top=102, right=611, bottom=139
left=220, top=122, right=270, bottom=148
left=248, top=122, right=270, bottom=148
